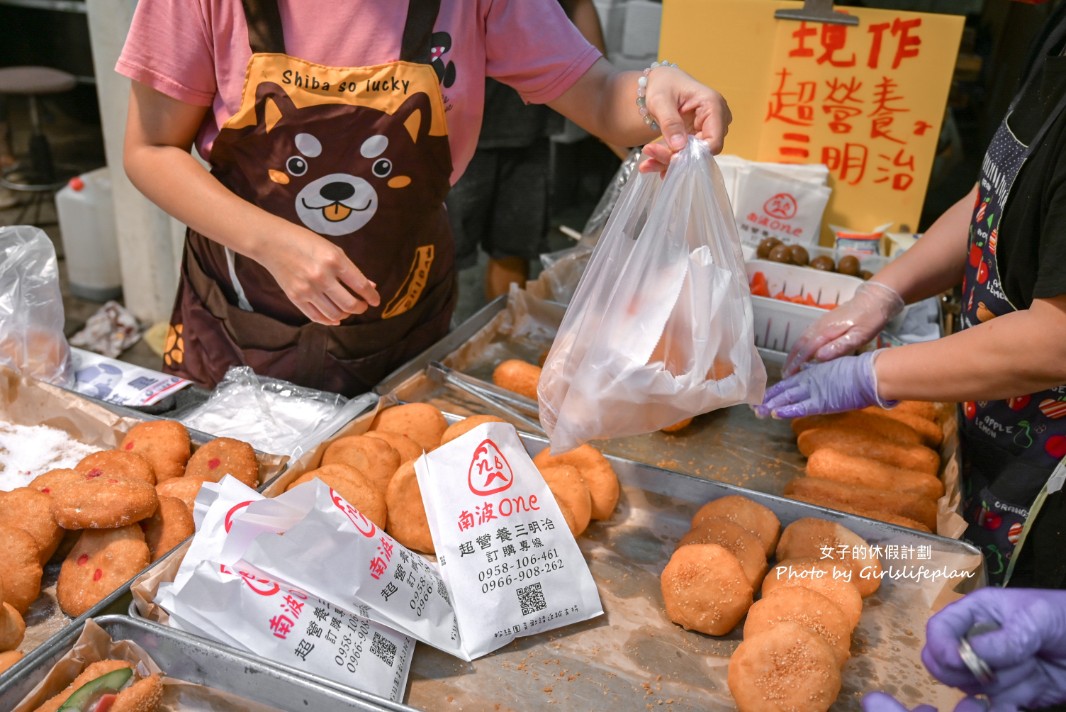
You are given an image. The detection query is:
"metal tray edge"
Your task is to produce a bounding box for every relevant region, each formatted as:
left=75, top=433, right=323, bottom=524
left=374, top=296, right=508, bottom=396
left=0, top=614, right=407, bottom=712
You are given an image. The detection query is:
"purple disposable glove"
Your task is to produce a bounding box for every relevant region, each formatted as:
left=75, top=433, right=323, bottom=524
left=754, top=350, right=893, bottom=419
left=921, top=587, right=1066, bottom=710
left=861, top=692, right=937, bottom=712
left=862, top=692, right=990, bottom=712
left=783, top=281, right=904, bottom=377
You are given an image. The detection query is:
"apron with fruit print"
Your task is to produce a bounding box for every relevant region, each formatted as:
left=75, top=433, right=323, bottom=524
left=162, top=0, right=457, bottom=397
left=958, top=23, right=1066, bottom=584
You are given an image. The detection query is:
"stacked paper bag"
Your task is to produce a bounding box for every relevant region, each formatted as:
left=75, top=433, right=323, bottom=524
left=154, top=423, right=603, bottom=700
left=716, top=155, right=832, bottom=248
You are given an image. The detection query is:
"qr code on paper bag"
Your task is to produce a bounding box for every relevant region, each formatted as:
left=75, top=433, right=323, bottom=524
left=518, top=582, right=547, bottom=616
left=370, top=631, right=397, bottom=666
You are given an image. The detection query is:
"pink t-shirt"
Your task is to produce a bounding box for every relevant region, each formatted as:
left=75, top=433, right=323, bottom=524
left=116, top=0, right=601, bottom=184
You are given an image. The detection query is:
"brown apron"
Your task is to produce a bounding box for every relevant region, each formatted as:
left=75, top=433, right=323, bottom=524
left=162, top=0, right=457, bottom=397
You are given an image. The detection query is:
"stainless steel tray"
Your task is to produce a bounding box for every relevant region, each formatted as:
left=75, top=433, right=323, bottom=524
left=0, top=559, right=142, bottom=680
left=375, top=296, right=510, bottom=397
left=398, top=430, right=980, bottom=711
left=0, top=373, right=290, bottom=685
left=127, top=418, right=983, bottom=710
left=0, top=615, right=399, bottom=711
left=372, top=291, right=964, bottom=513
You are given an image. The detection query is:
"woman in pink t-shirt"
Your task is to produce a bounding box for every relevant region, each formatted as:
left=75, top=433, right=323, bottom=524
left=117, top=0, right=730, bottom=396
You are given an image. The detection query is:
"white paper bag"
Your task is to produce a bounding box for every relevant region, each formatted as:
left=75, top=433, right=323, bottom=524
left=415, top=422, right=603, bottom=658
left=223, top=481, right=464, bottom=657
left=176, top=477, right=261, bottom=590
left=158, top=478, right=415, bottom=701
left=158, top=561, right=414, bottom=702
left=733, top=163, right=831, bottom=246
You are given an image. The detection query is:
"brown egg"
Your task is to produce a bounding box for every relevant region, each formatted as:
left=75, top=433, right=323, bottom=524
left=860, top=270, right=874, bottom=281
left=758, top=237, right=784, bottom=260
left=757, top=237, right=782, bottom=259
left=810, top=255, right=836, bottom=272
left=838, top=255, right=862, bottom=276
left=768, top=244, right=793, bottom=263
left=788, top=245, right=810, bottom=266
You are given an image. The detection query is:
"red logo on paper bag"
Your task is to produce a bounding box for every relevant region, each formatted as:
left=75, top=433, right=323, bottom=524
left=220, top=564, right=281, bottom=597
left=763, top=193, right=798, bottom=220
left=468, top=440, right=514, bottom=496
left=330, top=488, right=377, bottom=537
left=224, top=501, right=253, bottom=533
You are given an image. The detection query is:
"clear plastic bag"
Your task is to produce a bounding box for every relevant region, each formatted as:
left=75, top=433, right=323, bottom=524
left=0, top=226, right=74, bottom=387
left=538, top=138, right=766, bottom=453
left=179, top=366, right=375, bottom=458
left=580, top=147, right=643, bottom=244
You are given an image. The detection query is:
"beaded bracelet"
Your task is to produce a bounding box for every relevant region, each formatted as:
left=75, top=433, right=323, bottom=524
left=636, top=60, right=678, bottom=133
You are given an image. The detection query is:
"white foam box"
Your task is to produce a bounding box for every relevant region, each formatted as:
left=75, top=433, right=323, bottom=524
left=745, top=259, right=863, bottom=356
left=621, top=0, right=663, bottom=59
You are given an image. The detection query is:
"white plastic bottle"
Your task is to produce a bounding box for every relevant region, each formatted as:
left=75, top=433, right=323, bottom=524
left=54, top=167, right=122, bottom=301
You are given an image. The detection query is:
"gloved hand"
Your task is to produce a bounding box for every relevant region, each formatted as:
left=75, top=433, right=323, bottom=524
left=782, top=281, right=904, bottom=377
left=921, top=587, right=1066, bottom=710
left=754, top=350, right=892, bottom=419
left=861, top=692, right=998, bottom=712
left=861, top=692, right=937, bottom=712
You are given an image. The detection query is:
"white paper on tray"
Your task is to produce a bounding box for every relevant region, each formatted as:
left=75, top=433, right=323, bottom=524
left=731, top=162, right=831, bottom=247
left=159, top=453, right=602, bottom=668
left=158, top=560, right=415, bottom=702
left=227, top=481, right=465, bottom=657
left=416, top=422, right=603, bottom=658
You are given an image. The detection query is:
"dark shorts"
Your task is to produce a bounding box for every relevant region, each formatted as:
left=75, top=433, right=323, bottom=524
left=446, top=140, right=551, bottom=269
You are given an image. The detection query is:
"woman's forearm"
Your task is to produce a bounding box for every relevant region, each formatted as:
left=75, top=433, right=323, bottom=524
left=122, top=81, right=303, bottom=265
left=548, top=58, right=732, bottom=155
left=123, top=141, right=296, bottom=265
left=548, top=59, right=657, bottom=148
left=872, top=184, right=976, bottom=305
left=876, top=295, right=1066, bottom=402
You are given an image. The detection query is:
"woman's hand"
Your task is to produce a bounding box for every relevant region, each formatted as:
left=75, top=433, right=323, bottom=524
left=755, top=350, right=891, bottom=419
left=783, top=281, right=905, bottom=377
left=253, top=225, right=380, bottom=326
left=549, top=59, right=731, bottom=175
left=638, top=65, right=731, bottom=174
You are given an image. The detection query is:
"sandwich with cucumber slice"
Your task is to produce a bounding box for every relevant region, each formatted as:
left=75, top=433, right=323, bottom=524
left=33, top=659, right=161, bottom=712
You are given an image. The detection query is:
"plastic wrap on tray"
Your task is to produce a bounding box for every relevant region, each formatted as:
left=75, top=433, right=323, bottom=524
left=178, top=366, right=377, bottom=458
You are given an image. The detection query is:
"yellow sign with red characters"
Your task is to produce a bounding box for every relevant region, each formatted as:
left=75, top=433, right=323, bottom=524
left=661, top=0, right=964, bottom=244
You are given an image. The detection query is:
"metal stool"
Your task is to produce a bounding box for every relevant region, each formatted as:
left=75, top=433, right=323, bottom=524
left=0, top=66, right=78, bottom=225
